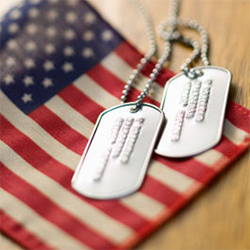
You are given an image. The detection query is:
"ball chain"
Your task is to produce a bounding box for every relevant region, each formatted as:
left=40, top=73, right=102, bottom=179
left=122, top=0, right=211, bottom=111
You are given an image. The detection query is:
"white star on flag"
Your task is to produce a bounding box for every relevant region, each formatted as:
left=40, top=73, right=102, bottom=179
left=65, top=12, right=78, bottom=23
left=62, top=62, right=74, bottom=73
left=7, top=39, right=19, bottom=50
left=83, top=12, right=96, bottom=24
left=26, top=24, right=38, bottom=35
left=102, top=30, right=113, bottom=41
left=25, top=41, right=37, bottom=51
left=47, top=9, right=58, bottom=21
left=23, top=76, right=34, bottom=87
left=6, top=57, right=16, bottom=67
left=82, top=30, right=95, bottom=41
left=42, top=78, right=53, bottom=88
left=8, top=23, right=19, bottom=34
left=4, top=74, right=15, bottom=85
left=10, top=9, right=22, bottom=20
left=28, top=8, right=39, bottom=18
left=46, top=26, right=57, bottom=37
left=45, top=44, right=56, bottom=54
left=43, top=60, right=55, bottom=71
left=24, top=58, right=36, bottom=69
left=82, top=47, right=94, bottom=58
left=63, top=46, right=75, bottom=57
left=64, top=29, right=76, bottom=40
left=21, top=93, right=32, bottom=103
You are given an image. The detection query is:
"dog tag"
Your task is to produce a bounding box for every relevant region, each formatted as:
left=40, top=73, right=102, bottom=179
left=155, top=66, right=231, bottom=158
left=72, top=102, right=164, bottom=199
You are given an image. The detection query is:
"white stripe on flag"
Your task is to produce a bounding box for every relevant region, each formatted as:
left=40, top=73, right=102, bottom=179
left=223, top=119, right=249, bottom=145
left=149, top=160, right=195, bottom=193
left=0, top=91, right=80, bottom=170
left=0, top=142, right=134, bottom=244
left=121, top=192, right=166, bottom=220
left=45, top=95, right=94, bottom=138
left=0, top=189, right=89, bottom=250
left=74, top=74, right=119, bottom=109
left=195, top=149, right=225, bottom=167
left=101, top=53, right=163, bottom=102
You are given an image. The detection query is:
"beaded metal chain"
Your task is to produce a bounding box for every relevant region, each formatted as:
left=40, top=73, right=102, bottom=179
left=122, top=0, right=211, bottom=112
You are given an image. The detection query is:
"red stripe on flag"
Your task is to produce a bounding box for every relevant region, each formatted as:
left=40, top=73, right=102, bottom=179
left=0, top=210, right=55, bottom=250
left=153, top=154, right=217, bottom=184
left=114, top=42, right=175, bottom=86
left=226, top=102, right=250, bottom=133
left=215, top=135, right=250, bottom=159
left=87, top=64, right=123, bottom=97
left=140, top=175, right=187, bottom=209
left=29, top=106, right=87, bottom=155
left=114, top=42, right=142, bottom=68
left=0, top=164, right=117, bottom=250
left=1, top=114, right=75, bottom=182
left=58, top=85, right=104, bottom=124
left=0, top=116, right=149, bottom=230
left=87, top=64, right=159, bottom=106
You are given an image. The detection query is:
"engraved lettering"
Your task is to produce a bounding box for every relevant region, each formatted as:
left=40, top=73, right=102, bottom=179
left=196, top=79, right=212, bottom=122
left=180, top=82, right=192, bottom=106
left=94, top=116, right=145, bottom=178
left=120, top=118, right=144, bottom=163
left=93, top=147, right=112, bottom=181
left=112, top=117, right=134, bottom=158
left=186, top=81, right=201, bottom=118
left=110, top=118, right=124, bottom=144
left=171, top=110, right=185, bottom=141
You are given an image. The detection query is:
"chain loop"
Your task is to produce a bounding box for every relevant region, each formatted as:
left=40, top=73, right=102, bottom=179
left=122, top=0, right=211, bottom=108
left=159, top=18, right=210, bottom=76
left=178, top=18, right=210, bottom=67
left=158, top=0, right=210, bottom=79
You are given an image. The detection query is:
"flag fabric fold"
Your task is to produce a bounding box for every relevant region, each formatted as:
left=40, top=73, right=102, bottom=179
left=0, top=0, right=249, bottom=249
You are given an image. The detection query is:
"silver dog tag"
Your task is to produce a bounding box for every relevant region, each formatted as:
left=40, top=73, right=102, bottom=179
left=155, top=66, right=231, bottom=158
left=72, top=102, right=164, bottom=199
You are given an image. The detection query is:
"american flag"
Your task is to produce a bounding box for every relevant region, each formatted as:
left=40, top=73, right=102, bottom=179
left=0, top=0, right=249, bottom=249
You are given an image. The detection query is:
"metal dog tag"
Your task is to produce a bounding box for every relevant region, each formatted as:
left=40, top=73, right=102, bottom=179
left=72, top=102, right=164, bottom=199
left=155, top=66, right=231, bottom=158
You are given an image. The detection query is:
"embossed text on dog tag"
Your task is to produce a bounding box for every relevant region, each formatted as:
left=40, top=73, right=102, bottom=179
left=155, top=66, right=231, bottom=158
left=72, top=102, right=164, bottom=199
